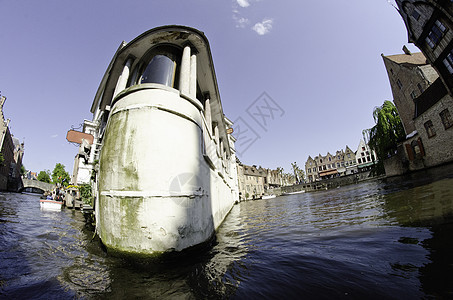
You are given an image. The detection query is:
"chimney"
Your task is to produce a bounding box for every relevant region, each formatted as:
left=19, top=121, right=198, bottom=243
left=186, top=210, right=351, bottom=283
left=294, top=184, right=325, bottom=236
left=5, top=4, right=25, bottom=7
left=403, top=45, right=412, bottom=55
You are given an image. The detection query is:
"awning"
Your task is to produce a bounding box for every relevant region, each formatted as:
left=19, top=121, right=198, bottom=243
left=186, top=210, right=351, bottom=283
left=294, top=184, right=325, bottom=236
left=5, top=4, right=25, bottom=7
left=319, top=169, right=338, bottom=176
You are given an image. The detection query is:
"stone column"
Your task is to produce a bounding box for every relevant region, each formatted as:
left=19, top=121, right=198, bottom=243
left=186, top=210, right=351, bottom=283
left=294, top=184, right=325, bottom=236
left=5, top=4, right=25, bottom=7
left=204, top=97, right=212, bottom=136
left=179, top=46, right=191, bottom=95
left=214, top=123, right=220, bottom=147
left=189, top=54, right=197, bottom=98
left=113, top=58, right=133, bottom=98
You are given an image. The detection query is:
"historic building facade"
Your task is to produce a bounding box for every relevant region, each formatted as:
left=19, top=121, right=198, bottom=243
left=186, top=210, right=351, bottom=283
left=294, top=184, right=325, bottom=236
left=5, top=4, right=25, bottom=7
left=382, top=50, right=439, bottom=135
left=382, top=1, right=453, bottom=175
left=305, top=145, right=359, bottom=183
left=396, top=0, right=453, bottom=95
left=236, top=161, right=284, bottom=200
left=0, top=95, right=24, bottom=191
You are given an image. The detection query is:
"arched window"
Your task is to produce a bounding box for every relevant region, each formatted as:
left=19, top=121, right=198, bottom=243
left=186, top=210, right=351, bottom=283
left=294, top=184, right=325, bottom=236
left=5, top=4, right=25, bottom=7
left=134, top=45, right=181, bottom=88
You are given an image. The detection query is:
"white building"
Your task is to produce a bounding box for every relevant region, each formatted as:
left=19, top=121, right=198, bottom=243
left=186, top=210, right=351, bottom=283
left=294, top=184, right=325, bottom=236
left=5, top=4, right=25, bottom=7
left=74, top=26, right=239, bottom=256
left=356, top=139, right=377, bottom=172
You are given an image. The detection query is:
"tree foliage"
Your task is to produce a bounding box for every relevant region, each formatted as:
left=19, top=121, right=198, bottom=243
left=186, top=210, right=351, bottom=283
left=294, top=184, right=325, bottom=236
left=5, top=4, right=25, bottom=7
left=364, top=100, right=405, bottom=174
left=20, top=165, right=26, bottom=176
left=37, top=170, right=51, bottom=183
left=79, top=183, right=92, bottom=205
left=52, top=163, right=71, bottom=187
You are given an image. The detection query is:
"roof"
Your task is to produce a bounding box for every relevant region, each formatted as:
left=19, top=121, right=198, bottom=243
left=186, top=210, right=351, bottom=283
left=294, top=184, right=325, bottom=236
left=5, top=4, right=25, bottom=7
left=383, top=52, right=427, bottom=66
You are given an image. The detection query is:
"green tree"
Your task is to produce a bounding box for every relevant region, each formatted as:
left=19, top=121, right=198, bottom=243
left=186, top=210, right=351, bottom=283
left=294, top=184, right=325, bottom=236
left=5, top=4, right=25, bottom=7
left=79, top=183, right=92, bottom=205
left=20, top=165, right=26, bottom=176
left=37, top=170, right=51, bottom=183
left=52, top=163, right=71, bottom=187
left=364, top=100, right=405, bottom=174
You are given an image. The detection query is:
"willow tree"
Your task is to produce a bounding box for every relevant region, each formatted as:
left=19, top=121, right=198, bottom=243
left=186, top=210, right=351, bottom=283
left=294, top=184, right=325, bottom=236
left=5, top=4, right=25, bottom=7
left=364, top=100, right=405, bottom=174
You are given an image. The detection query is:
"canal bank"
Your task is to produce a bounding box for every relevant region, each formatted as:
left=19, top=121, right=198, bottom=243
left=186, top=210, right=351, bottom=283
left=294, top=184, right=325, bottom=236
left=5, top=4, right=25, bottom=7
left=268, top=161, right=453, bottom=197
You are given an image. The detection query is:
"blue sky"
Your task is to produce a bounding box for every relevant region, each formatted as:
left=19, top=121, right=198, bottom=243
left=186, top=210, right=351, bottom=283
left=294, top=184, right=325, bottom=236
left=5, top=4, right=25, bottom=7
left=0, top=0, right=419, bottom=175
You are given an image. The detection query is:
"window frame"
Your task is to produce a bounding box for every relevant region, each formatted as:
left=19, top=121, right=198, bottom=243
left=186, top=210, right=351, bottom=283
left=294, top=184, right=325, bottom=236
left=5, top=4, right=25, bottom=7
left=424, top=120, right=436, bottom=138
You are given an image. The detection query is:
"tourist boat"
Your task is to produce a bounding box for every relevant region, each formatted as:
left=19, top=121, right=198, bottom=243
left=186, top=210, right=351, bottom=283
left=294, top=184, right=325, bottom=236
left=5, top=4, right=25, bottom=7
left=82, top=26, right=239, bottom=256
left=262, top=194, right=276, bottom=199
left=39, top=199, right=64, bottom=211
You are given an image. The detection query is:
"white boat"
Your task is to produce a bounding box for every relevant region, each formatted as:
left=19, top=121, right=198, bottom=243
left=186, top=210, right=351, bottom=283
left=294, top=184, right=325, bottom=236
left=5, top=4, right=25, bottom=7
left=40, top=199, right=63, bottom=211
left=281, top=190, right=305, bottom=196
left=82, top=26, right=239, bottom=256
left=262, top=195, right=276, bottom=199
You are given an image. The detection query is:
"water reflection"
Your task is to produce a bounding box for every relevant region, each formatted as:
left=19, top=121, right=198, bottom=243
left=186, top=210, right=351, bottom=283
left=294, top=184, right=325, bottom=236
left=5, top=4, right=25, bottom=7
left=1, top=169, right=453, bottom=298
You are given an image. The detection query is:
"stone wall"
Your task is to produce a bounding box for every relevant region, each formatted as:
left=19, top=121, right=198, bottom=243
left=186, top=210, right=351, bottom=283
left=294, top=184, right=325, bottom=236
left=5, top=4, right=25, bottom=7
left=414, top=94, right=453, bottom=168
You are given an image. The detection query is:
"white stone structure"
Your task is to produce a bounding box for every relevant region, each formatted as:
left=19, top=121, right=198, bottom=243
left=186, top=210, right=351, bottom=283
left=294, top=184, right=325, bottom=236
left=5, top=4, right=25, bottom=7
left=78, top=26, right=239, bottom=255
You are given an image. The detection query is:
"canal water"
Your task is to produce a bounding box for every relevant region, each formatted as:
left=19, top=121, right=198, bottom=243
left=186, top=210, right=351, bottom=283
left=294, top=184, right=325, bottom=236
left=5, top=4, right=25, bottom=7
left=1, top=168, right=453, bottom=299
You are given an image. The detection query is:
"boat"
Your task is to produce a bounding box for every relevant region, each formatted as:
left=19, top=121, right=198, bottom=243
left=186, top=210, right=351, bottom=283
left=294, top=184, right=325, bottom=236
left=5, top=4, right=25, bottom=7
left=281, top=190, right=305, bottom=196
left=262, top=195, right=276, bottom=199
left=79, top=26, right=239, bottom=256
left=40, top=199, right=64, bottom=211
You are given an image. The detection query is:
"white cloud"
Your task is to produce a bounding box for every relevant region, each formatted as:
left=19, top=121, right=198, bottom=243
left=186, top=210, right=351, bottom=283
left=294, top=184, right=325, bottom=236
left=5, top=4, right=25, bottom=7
left=235, top=17, right=250, bottom=28
left=51, top=134, right=58, bottom=138
left=252, top=18, right=273, bottom=35
left=237, top=0, right=250, bottom=8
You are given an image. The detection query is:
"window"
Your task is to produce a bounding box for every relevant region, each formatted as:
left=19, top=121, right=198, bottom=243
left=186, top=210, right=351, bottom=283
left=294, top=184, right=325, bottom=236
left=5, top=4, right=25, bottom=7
left=367, top=156, right=371, bottom=162
left=424, top=120, right=436, bottom=138
left=397, top=79, right=403, bottom=89
left=440, top=109, right=453, bottom=129
left=361, top=152, right=365, bottom=157
left=313, top=168, right=316, bottom=172
left=426, top=20, right=446, bottom=49
left=137, top=46, right=181, bottom=88
left=443, top=50, right=453, bottom=74
left=390, top=68, right=394, bottom=75
left=410, top=91, right=417, bottom=100
left=358, top=158, right=362, bottom=164
left=417, top=83, right=424, bottom=94
left=337, top=163, right=340, bottom=168
left=411, top=9, right=421, bottom=21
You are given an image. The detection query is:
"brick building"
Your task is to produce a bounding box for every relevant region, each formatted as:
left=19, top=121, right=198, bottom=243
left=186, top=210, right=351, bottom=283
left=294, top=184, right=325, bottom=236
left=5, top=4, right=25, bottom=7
left=305, top=145, right=359, bottom=183
left=382, top=1, right=453, bottom=175
left=0, top=95, right=24, bottom=191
